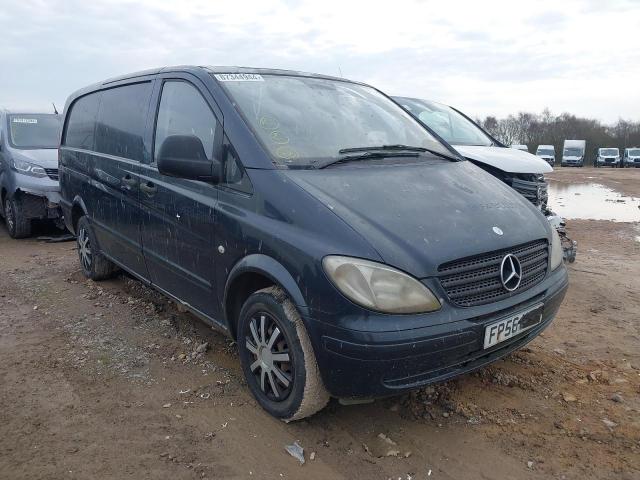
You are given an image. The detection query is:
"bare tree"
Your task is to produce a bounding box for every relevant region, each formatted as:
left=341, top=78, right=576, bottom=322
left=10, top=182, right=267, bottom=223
left=477, top=110, right=640, bottom=165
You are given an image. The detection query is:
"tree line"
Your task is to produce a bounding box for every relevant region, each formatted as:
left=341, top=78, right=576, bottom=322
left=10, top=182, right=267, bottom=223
left=476, top=110, right=640, bottom=164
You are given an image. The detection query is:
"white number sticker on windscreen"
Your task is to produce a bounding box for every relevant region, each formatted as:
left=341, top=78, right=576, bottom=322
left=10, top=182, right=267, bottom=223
left=12, top=118, right=38, bottom=124
left=214, top=73, right=264, bottom=82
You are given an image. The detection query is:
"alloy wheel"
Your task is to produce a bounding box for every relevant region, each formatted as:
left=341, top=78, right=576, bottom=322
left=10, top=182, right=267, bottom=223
left=78, top=227, right=92, bottom=271
left=245, top=312, right=293, bottom=401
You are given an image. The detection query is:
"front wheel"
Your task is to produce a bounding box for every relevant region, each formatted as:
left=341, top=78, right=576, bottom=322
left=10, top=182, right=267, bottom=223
left=238, top=286, right=329, bottom=421
left=4, top=197, right=32, bottom=239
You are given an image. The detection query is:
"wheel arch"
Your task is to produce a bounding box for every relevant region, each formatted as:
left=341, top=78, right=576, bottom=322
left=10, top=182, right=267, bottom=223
left=223, top=254, right=309, bottom=340
left=70, top=196, right=89, bottom=235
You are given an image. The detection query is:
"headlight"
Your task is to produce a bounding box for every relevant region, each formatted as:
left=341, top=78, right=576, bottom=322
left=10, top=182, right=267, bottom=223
left=550, top=229, right=563, bottom=270
left=322, top=256, right=441, bottom=314
left=12, top=159, right=47, bottom=178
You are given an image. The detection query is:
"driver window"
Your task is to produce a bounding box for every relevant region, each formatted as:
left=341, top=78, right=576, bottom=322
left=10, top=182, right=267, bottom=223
left=154, top=81, right=217, bottom=162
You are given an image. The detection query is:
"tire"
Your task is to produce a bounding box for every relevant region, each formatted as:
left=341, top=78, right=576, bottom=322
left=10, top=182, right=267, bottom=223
left=4, top=196, right=32, bottom=239
left=237, top=286, right=329, bottom=421
left=76, top=216, right=119, bottom=280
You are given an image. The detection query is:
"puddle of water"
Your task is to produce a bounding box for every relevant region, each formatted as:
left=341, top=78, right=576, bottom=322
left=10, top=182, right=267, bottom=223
left=547, top=181, right=640, bottom=222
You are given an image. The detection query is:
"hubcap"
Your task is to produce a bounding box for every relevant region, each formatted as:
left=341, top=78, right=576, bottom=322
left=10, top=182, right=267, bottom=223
left=78, top=227, right=92, bottom=271
left=245, top=313, right=293, bottom=401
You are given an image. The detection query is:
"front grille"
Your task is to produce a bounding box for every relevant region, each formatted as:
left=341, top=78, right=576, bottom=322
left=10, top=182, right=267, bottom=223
left=510, top=177, right=548, bottom=208
left=45, top=168, right=59, bottom=180
left=438, top=239, right=549, bottom=307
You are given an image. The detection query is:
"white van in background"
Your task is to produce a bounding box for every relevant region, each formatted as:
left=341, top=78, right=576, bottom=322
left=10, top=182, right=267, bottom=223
left=562, top=140, right=586, bottom=167
left=623, top=147, right=640, bottom=167
left=595, top=147, right=620, bottom=168
left=536, top=145, right=555, bottom=167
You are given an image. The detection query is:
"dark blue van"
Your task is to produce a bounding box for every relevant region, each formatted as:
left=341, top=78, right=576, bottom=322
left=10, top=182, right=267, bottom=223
left=59, top=66, right=568, bottom=420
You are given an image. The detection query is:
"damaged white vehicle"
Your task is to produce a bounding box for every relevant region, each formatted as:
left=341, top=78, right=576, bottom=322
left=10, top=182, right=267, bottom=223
left=393, top=96, right=577, bottom=263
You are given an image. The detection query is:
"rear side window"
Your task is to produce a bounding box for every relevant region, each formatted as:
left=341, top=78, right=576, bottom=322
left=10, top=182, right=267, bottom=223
left=95, top=82, right=152, bottom=161
left=64, top=93, right=101, bottom=150
left=154, top=81, right=217, bottom=162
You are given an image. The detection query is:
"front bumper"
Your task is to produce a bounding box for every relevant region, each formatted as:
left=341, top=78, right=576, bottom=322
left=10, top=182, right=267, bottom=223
left=7, top=172, right=62, bottom=219
left=8, top=172, right=62, bottom=205
left=561, top=160, right=583, bottom=166
left=597, top=159, right=619, bottom=166
left=306, top=266, right=568, bottom=398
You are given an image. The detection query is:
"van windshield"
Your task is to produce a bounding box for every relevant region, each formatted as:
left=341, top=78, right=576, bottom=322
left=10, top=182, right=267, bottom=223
left=537, top=149, right=554, bottom=156
left=628, top=149, right=640, bottom=156
left=215, top=74, right=451, bottom=167
left=393, top=97, right=494, bottom=147
left=600, top=148, right=618, bottom=156
left=564, top=148, right=583, bottom=157
left=8, top=114, right=61, bottom=149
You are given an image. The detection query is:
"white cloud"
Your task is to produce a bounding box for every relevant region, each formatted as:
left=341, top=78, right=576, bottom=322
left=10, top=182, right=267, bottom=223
left=0, top=0, right=638, bottom=122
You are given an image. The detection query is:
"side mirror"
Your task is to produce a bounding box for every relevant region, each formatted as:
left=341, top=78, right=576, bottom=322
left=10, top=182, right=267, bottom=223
left=157, top=135, right=220, bottom=183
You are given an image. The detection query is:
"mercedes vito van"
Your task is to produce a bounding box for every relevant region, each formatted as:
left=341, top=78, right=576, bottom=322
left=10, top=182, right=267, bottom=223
left=59, top=66, right=568, bottom=420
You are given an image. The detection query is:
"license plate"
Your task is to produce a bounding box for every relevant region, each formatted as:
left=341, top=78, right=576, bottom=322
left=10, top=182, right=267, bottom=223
left=483, top=304, right=543, bottom=349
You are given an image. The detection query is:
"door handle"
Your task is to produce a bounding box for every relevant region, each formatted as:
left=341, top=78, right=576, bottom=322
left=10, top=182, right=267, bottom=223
left=140, top=181, right=157, bottom=196
left=121, top=175, right=136, bottom=191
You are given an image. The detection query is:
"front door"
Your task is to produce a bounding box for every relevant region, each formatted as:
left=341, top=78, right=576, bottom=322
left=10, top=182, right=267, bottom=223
left=140, top=78, right=222, bottom=319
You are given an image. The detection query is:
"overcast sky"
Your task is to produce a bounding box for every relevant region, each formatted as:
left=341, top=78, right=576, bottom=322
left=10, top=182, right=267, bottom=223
left=1, top=0, right=638, bottom=123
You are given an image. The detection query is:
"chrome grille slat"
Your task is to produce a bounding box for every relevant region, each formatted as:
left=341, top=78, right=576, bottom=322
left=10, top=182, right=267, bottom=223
left=438, top=239, right=549, bottom=307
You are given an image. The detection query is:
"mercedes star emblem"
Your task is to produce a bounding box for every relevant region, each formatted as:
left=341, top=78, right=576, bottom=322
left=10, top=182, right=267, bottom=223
left=500, top=254, right=522, bottom=291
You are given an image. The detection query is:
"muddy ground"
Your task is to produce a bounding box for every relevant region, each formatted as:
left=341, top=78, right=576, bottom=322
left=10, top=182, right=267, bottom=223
left=0, top=168, right=638, bottom=480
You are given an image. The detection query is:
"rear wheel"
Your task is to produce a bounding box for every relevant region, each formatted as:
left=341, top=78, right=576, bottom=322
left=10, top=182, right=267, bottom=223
left=4, top=197, right=32, bottom=239
left=76, top=216, right=119, bottom=280
left=238, top=286, right=329, bottom=421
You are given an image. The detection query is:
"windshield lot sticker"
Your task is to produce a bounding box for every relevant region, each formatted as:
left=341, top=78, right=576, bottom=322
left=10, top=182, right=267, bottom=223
left=270, top=131, right=289, bottom=145
left=12, top=118, right=38, bottom=124
left=275, top=145, right=298, bottom=161
left=259, top=115, right=279, bottom=131
left=215, top=73, right=264, bottom=82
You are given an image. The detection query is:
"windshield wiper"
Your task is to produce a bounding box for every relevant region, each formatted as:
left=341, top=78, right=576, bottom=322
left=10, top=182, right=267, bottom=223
left=339, top=144, right=460, bottom=162
left=338, top=144, right=428, bottom=154
left=318, top=151, right=419, bottom=169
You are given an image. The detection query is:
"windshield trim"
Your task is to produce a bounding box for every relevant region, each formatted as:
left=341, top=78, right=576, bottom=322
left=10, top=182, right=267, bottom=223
left=6, top=113, right=61, bottom=150
left=215, top=74, right=459, bottom=170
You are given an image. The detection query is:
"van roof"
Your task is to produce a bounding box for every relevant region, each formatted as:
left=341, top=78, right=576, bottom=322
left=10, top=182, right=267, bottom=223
left=0, top=108, right=59, bottom=115
left=64, top=65, right=362, bottom=109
